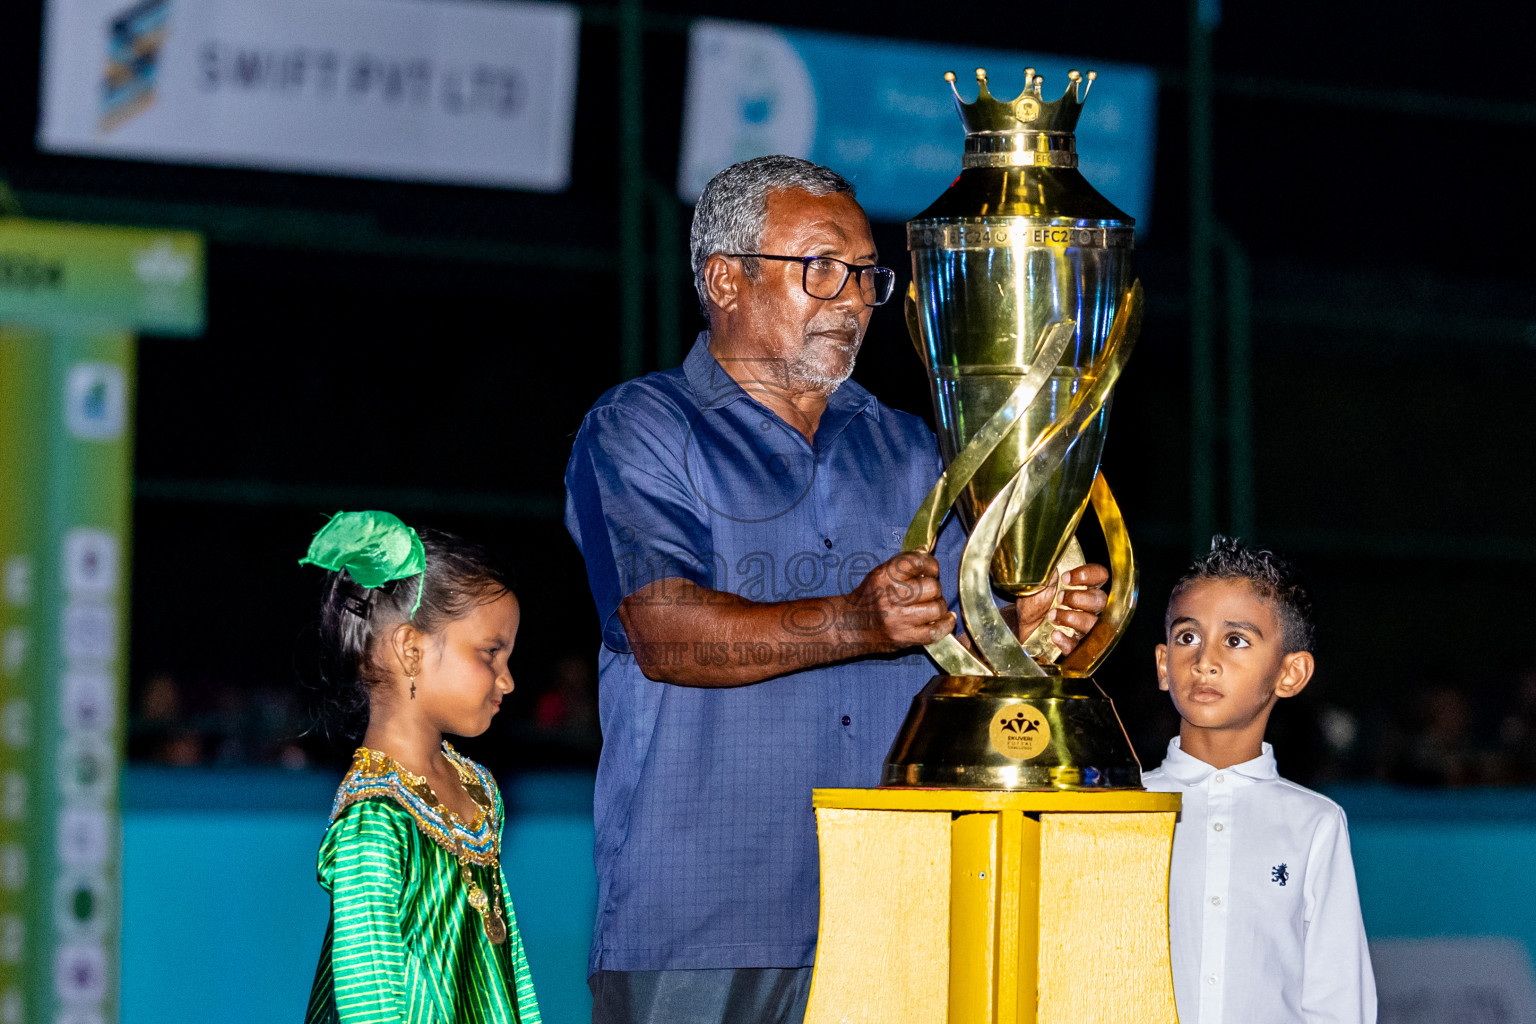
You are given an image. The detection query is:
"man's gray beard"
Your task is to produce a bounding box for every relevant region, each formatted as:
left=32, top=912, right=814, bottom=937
left=788, top=331, right=862, bottom=395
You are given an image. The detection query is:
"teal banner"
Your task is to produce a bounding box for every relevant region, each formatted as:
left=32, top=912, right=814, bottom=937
left=679, top=21, right=1159, bottom=227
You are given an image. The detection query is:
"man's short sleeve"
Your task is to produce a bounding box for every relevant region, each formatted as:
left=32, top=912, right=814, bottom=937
left=565, top=398, right=714, bottom=653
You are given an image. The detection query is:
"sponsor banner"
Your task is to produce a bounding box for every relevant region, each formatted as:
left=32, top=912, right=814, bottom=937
left=0, top=220, right=204, bottom=336
left=679, top=20, right=1157, bottom=227
left=0, top=327, right=132, bottom=1024
left=39, top=0, right=579, bottom=191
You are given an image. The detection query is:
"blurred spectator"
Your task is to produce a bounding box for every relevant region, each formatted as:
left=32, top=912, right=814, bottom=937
left=1376, top=683, right=1506, bottom=787
left=532, top=653, right=600, bottom=754
left=129, top=673, right=202, bottom=766
left=125, top=656, right=1536, bottom=787
left=128, top=671, right=329, bottom=768
left=1497, top=665, right=1536, bottom=782
left=1317, top=705, right=1361, bottom=773
left=1265, top=693, right=1337, bottom=787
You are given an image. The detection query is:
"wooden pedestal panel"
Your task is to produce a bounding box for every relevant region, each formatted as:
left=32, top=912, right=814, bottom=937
left=804, top=789, right=1180, bottom=1024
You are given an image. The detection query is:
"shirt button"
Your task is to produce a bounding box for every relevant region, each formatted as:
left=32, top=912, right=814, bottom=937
left=841, top=715, right=851, bottom=726
left=1213, top=822, right=1225, bottom=832
left=1210, top=896, right=1222, bottom=906
left=1215, top=774, right=1225, bottom=783
left=1207, top=974, right=1218, bottom=985
left=824, top=538, right=833, bottom=549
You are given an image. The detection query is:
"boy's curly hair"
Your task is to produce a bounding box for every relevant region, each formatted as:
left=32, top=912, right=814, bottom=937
left=1167, top=535, right=1316, bottom=654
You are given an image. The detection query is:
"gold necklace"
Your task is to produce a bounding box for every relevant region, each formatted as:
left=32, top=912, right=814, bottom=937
left=447, top=817, right=508, bottom=945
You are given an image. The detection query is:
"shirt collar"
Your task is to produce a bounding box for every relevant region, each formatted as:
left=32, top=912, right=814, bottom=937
left=1156, top=736, right=1278, bottom=785
left=680, top=331, right=880, bottom=428
left=682, top=332, right=744, bottom=410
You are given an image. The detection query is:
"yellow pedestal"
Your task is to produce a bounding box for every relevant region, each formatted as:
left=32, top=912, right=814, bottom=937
left=804, top=788, right=1181, bottom=1024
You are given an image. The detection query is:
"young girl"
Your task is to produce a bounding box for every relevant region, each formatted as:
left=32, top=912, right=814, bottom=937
left=299, top=510, right=541, bottom=1024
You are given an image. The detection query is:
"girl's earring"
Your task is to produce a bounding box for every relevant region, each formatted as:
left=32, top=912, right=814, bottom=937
left=409, top=673, right=417, bottom=700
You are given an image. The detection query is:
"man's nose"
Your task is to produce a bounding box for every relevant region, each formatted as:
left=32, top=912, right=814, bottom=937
left=831, top=274, right=863, bottom=309
left=1192, top=647, right=1219, bottom=675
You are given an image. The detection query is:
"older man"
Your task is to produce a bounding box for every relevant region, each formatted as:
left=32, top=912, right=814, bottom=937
left=564, top=156, right=1106, bottom=1024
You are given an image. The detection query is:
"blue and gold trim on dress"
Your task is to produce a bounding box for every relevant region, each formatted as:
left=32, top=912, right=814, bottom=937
left=330, top=743, right=500, bottom=867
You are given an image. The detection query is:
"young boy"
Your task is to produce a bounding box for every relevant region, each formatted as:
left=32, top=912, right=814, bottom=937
left=1142, top=537, right=1376, bottom=1024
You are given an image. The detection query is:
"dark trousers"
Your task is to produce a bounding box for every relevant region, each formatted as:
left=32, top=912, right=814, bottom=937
left=589, top=967, right=813, bottom=1024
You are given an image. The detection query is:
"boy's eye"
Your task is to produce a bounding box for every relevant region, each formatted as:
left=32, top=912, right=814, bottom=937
left=1223, top=634, right=1251, bottom=649
left=1174, top=630, right=1199, bottom=645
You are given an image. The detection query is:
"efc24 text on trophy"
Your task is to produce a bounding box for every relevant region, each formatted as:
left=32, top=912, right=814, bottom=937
left=883, top=66, right=1146, bottom=791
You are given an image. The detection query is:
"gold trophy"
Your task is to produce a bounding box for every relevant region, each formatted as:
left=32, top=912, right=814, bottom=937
left=883, top=66, right=1146, bottom=790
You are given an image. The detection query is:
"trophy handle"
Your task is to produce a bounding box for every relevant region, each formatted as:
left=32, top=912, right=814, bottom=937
left=958, top=284, right=1142, bottom=676
left=958, top=471, right=1049, bottom=676
left=956, top=346, right=1127, bottom=675
left=1059, top=471, right=1139, bottom=678
left=903, top=283, right=923, bottom=361
left=900, top=320, right=1078, bottom=555
left=899, top=317, right=1079, bottom=679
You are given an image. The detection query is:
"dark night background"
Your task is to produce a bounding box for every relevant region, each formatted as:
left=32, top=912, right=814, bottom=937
left=4, top=0, right=1534, bottom=787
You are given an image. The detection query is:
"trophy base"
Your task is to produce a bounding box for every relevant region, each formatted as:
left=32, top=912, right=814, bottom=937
left=881, top=670, right=1142, bottom=790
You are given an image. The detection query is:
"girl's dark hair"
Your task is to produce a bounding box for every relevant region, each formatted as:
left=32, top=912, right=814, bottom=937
left=1167, top=535, right=1316, bottom=654
left=315, top=526, right=514, bottom=736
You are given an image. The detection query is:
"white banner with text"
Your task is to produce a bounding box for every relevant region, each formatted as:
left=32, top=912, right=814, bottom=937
left=40, top=0, right=580, bottom=190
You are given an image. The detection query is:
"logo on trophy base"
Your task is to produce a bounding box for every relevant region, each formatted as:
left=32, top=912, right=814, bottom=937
left=988, top=705, right=1051, bottom=760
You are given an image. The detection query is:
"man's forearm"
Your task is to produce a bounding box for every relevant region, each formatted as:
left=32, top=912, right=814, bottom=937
left=618, top=579, right=901, bottom=687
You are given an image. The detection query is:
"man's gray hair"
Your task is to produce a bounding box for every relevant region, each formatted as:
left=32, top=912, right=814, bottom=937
left=690, top=155, right=856, bottom=309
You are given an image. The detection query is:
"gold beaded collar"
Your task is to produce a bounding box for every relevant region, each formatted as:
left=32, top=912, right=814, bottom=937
left=331, top=742, right=499, bottom=866
left=329, top=742, right=510, bottom=945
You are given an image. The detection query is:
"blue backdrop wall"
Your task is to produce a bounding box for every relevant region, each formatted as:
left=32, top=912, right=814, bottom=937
left=122, top=771, right=1536, bottom=1023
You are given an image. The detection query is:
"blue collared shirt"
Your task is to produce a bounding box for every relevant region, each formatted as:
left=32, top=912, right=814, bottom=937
left=565, top=333, right=963, bottom=972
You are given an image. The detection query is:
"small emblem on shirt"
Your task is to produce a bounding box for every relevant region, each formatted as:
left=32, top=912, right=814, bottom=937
left=988, top=705, right=1051, bottom=760
left=1271, top=863, right=1289, bottom=886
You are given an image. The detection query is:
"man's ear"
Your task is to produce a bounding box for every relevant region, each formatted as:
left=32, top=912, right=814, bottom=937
left=1155, top=643, right=1170, bottom=691
left=1274, top=650, right=1315, bottom=699
left=703, top=253, right=741, bottom=314
left=389, top=622, right=424, bottom=680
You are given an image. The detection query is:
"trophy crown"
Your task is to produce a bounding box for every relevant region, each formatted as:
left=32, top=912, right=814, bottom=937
left=946, top=67, right=1096, bottom=134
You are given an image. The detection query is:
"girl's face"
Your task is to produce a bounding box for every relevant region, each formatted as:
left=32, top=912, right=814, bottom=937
left=417, top=591, right=520, bottom=738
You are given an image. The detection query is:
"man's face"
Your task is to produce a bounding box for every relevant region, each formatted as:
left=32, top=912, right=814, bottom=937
left=1154, top=579, right=1295, bottom=736
left=730, top=188, right=878, bottom=394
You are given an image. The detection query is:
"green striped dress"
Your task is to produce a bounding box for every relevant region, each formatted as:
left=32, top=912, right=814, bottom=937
left=305, top=745, right=542, bottom=1024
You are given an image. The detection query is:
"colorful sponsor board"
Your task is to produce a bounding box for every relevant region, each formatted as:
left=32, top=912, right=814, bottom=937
left=0, top=220, right=203, bottom=337
left=0, top=328, right=133, bottom=1024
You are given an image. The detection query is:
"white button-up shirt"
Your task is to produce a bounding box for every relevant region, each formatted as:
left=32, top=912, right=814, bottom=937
left=1143, top=738, right=1377, bottom=1024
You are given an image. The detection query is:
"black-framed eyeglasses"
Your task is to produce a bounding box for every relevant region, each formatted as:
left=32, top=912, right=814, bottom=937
left=724, top=253, right=897, bottom=306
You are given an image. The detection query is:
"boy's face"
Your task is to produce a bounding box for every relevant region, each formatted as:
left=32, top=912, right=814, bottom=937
left=1155, top=578, right=1313, bottom=737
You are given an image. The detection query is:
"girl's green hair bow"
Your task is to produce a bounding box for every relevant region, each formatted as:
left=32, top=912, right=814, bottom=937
left=298, top=510, right=426, bottom=616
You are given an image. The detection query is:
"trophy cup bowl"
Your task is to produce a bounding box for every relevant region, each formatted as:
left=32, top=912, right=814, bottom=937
left=883, top=67, right=1146, bottom=790
left=911, top=219, right=1127, bottom=597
